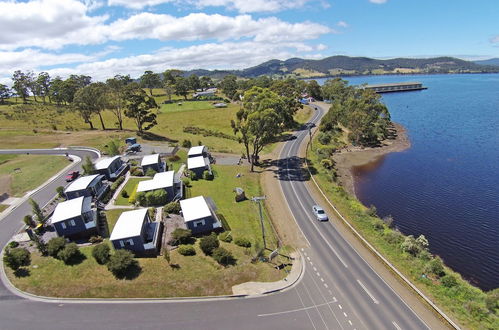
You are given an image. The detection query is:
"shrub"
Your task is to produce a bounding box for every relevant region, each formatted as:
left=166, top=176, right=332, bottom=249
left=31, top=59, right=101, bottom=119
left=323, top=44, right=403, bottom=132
left=315, top=146, right=336, bottom=161
left=320, top=158, right=334, bottom=170
left=189, top=171, right=197, bottom=180
left=92, top=244, right=111, bottom=265
left=384, top=230, right=404, bottom=245
left=317, top=131, right=332, bottom=145
left=3, top=248, right=31, bottom=271
left=177, top=245, right=196, bottom=256
left=181, top=139, right=192, bottom=148
left=424, top=257, right=445, bottom=277
left=212, top=247, right=236, bottom=266
left=32, top=235, right=47, bottom=256
left=82, top=156, right=96, bottom=175
left=47, top=237, right=66, bottom=257
left=163, top=249, right=171, bottom=264
left=168, top=155, right=180, bottom=162
left=164, top=201, right=181, bottom=215
left=57, top=243, right=81, bottom=264
left=121, top=190, right=129, bottom=198
left=441, top=274, right=458, bottom=288
left=485, top=288, right=499, bottom=312
left=144, top=189, right=167, bottom=206
left=382, top=215, right=395, bottom=228
left=366, top=205, right=377, bottom=217
left=171, top=228, right=192, bottom=245
left=23, top=215, right=35, bottom=227
left=203, top=170, right=214, bottom=180
left=219, top=231, right=233, bottom=243
left=401, top=235, right=420, bottom=257
left=234, top=237, right=251, bottom=248
left=464, top=301, right=489, bottom=320
left=130, top=166, right=143, bottom=176
left=181, top=177, right=191, bottom=187
left=89, top=236, right=103, bottom=244
left=111, top=176, right=125, bottom=191
left=200, top=233, right=219, bottom=255
left=107, top=140, right=120, bottom=156
left=107, top=249, right=138, bottom=278
left=8, top=241, right=19, bottom=248
left=372, top=219, right=384, bottom=231
left=145, top=167, right=157, bottom=177
left=135, top=192, right=146, bottom=206
left=56, top=186, right=65, bottom=198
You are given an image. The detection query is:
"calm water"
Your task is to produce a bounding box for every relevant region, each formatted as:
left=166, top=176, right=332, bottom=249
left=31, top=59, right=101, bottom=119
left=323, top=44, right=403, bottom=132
left=316, top=74, right=499, bottom=291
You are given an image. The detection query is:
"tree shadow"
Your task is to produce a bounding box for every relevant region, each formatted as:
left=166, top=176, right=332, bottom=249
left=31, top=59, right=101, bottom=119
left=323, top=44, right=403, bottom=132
left=114, top=263, right=142, bottom=280
left=64, top=252, right=87, bottom=266
left=257, top=156, right=311, bottom=182
left=14, top=268, right=30, bottom=278
left=170, top=263, right=181, bottom=271
left=138, top=131, right=178, bottom=143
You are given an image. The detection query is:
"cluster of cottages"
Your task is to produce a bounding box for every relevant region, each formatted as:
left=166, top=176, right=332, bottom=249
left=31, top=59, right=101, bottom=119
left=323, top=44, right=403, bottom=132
left=48, top=145, right=220, bottom=255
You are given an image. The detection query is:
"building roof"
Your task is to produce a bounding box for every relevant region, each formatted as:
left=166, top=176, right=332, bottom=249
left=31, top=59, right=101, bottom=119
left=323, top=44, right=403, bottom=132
left=65, top=174, right=100, bottom=192
left=141, top=154, right=160, bottom=166
left=95, top=156, right=120, bottom=170
left=187, top=145, right=206, bottom=157
left=51, top=196, right=86, bottom=224
left=180, top=196, right=212, bottom=222
left=187, top=156, right=209, bottom=170
left=110, top=208, right=148, bottom=241
left=136, top=171, right=174, bottom=193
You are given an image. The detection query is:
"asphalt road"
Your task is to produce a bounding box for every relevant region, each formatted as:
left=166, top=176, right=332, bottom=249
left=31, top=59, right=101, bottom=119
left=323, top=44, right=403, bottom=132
left=0, top=108, right=431, bottom=330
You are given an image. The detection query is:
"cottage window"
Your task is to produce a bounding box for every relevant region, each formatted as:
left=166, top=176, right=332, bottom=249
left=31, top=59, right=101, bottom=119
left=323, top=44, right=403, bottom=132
left=70, top=219, right=76, bottom=226
left=125, top=239, right=134, bottom=246
left=61, top=222, right=67, bottom=229
left=193, top=219, right=206, bottom=228
left=119, top=240, right=125, bottom=247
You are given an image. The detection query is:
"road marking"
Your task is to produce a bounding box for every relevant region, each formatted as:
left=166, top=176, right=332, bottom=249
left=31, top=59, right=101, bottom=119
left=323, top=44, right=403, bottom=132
left=348, top=320, right=353, bottom=326
left=343, top=312, right=348, bottom=318
left=320, top=278, right=324, bottom=282
left=313, top=266, right=317, bottom=271
left=392, top=321, right=402, bottom=330
left=301, top=248, right=304, bottom=251
left=316, top=272, right=320, bottom=277
left=310, top=261, right=313, bottom=266
left=338, top=304, right=342, bottom=309
left=292, top=288, right=317, bottom=330
left=304, top=252, right=308, bottom=256
left=307, top=256, right=311, bottom=261
left=332, top=296, right=337, bottom=302
left=324, top=283, right=328, bottom=288
left=356, top=280, right=379, bottom=304
left=258, top=299, right=338, bottom=317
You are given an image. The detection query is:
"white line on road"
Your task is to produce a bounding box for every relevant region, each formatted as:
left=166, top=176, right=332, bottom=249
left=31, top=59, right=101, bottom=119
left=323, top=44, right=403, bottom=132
left=392, top=321, right=402, bottom=330
left=316, top=272, right=320, bottom=277
left=313, top=267, right=317, bottom=271
left=343, top=312, right=348, bottom=318
left=324, top=283, right=328, bottom=288
left=356, top=280, right=379, bottom=304
left=349, top=320, right=353, bottom=325
left=320, top=278, right=324, bottom=282
left=258, top=299, right=338, bottom=317
left=338, top=304, right=342, bottom=309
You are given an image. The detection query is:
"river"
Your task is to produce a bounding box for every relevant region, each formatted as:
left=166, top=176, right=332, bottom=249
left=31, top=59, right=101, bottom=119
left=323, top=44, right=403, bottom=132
left=316, top=74, right=499, bottom=291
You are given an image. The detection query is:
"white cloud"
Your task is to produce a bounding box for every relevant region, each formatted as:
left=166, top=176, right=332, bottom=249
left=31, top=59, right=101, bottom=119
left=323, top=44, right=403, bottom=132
left=490, top=35, right=499, bottom=44
left=337, top=20, right=348, bottom=28
left=369, top=0, right=387, bottom=3
left=107, top=0, right=173, bottom=9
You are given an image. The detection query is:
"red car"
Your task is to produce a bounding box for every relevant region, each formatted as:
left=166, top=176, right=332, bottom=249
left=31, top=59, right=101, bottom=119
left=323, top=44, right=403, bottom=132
left=65, top=171, right=80, bottom=182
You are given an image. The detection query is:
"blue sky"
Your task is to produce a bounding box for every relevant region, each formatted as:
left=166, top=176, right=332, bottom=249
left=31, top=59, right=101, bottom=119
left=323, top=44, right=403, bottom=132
left=0, top=0, right=498, bottom=84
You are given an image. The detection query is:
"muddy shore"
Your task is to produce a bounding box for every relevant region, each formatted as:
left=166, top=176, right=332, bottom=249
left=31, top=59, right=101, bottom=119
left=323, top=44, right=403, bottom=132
left=332, top=122, right=411, bottom=196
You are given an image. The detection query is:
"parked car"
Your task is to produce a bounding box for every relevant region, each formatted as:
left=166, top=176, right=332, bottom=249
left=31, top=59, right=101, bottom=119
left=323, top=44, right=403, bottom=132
left=312, top=205, right=328, bottom=221
left=65, top=171, right=80, bottom=182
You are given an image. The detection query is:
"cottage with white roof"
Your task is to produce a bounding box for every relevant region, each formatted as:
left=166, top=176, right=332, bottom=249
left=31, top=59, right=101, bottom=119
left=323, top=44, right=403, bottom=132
left=141, top=154, right=164, bottom=174
left=136, top=171, right=183, bottom=202
left=180, top=196, right=222, bottom=234
left=187, top=146, right=211, bottom=178
left=51, top=196, right=97, bottom=239
left=95, top=156, right=128, bottom=181
left=110, top=208, right=161, bottom=254
left=64, top=174, right=108, bottom=200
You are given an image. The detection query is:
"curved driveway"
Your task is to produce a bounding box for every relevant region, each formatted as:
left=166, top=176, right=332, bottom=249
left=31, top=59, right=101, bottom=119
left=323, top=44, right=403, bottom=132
left=0, top=107, right=433, bottom=329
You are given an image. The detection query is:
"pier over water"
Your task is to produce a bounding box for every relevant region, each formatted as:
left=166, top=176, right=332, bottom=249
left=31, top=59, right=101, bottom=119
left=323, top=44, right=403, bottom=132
left=364, top=81, right=427, bottom=93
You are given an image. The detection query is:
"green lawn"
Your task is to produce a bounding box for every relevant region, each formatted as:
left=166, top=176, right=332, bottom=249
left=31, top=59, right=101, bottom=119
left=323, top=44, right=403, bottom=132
left=0, top=154, right=71, bottom=196
left=0, top=204, right=8, bottom=213
left=160, top=100, right=227, bottom=113
left=114, top=178, right=149, bottom=206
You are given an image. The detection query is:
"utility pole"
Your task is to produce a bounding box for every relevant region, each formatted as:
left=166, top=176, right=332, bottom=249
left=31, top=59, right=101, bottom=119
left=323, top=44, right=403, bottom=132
left=309, top=126, right=313, bottom=151
left=252, top=196, right=267, bottom=250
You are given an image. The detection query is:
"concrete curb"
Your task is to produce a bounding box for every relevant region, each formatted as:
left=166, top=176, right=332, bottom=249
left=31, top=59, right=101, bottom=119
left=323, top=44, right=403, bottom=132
left=304, top=104, right=461, bottom=330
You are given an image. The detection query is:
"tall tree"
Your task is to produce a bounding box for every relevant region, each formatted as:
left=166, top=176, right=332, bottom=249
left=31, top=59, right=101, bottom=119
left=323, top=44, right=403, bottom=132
left=106, top=75, right=131, bottom=130
left=187, top=74, right=201, bottom=91
left=163, top=69, right=183, bottom=84
left=174, top=76, right=190, bottom=100
left=220, top=74, right=238, bottom=100
left=200, top=76, right=213, bottom=90
left=163, top=80, right=175, bottom=102
left=49, top=76, right=65, bottom=106
left=140, top=70, right=161, bottom=96
left=124, top=86, right=158, bottom=133
left=11, top=70, right=30, bottom=103
left=73, top=83, right=109, bottom=130
left=0, top=84, right=10, bottom=104
left=306, top=80, right=323, bottom=100
left=36, top=72, right=51, bottom=104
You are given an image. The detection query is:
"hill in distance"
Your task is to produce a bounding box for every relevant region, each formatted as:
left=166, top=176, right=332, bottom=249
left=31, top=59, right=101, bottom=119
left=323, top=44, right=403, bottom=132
left=474, top=58, right=499, bottom=66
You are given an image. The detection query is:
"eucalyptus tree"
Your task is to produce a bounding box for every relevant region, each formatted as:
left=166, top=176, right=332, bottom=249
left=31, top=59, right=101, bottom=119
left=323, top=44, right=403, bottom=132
left=140, top=70, right=161, bottom=96
left=73, top=82, right=109, bottom=130
left=106, top=74, right=131, bottom=130
left=11, top=70, right=30, bottom=103
left=124, top=85, right=158, bottom=133
left=0, top=84, right=10, bottom=103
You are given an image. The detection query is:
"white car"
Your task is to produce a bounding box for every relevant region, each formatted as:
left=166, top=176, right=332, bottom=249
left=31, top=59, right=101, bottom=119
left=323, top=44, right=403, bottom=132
left=312, top=205, right=328, bottom=221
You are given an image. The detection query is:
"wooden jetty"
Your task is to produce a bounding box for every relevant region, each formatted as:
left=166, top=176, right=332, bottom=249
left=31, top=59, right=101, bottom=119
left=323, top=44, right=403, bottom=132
left=364, top=82, right=427, bottom=93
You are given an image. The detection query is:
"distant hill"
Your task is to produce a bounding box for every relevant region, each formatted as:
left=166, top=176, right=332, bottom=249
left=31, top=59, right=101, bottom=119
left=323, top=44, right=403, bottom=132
left=474, top=58, right=499, bottom=66
left=183, top=55, right=499, bottom=79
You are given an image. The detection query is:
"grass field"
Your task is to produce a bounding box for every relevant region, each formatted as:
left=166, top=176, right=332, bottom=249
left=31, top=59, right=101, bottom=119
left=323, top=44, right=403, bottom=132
left=0, top=154, right=70, bottom=197
left=0, top=204, right=8, bottom=213
left=114, top=177, right=149, bottom=206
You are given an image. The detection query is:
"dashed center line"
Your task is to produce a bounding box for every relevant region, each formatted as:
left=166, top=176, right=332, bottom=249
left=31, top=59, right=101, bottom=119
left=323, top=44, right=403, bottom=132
left=343, top=312, right=348, bottom=318
left=348, top=320, right=353, bottom=326
left=392, top=321, right=402, bottom=330
left=324, top=283, right=328, bottom=288
left=338, top=304, right=342, bottom=310
left=357, top=279, right=379, bottom=305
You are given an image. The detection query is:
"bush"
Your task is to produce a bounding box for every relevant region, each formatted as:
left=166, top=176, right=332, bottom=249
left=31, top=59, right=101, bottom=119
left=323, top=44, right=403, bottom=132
left=441, top=274, right=458, bottom=288
left=315, top=146, right=336, bottom=161
left=143, top=189, right=168, bottom=206
left=203, top=170, right=214, bottom=180
left=135, top=192, right=146, bottom=206
left=89, top=235, right=103, bottom=244
left=92, top=244, right=111, bottom=265
left=219, top=231, right=232, bottom=243
left=3, top=248, right=31, bottom=271
left=234, top=237, right=251, bottom=248
left=56, top=186, right=65, bottom=198
left=111, top=176, right=125, bottom=190
left=464, top=301, right=489, bottom=320
left=130, top=166, right=143, bottom=176
left=121, top=190, right=129, bottom=198
left=8, top=241, right=19, bottom=248
left=384, top=230, right=404, bottom=244
left=32, top=235, right=47, bottom=256
left=317, top=131, right=332, bottom=145
left=181, top=177, right=191, bottom=187
left=171, top=228, right=192, bottom=245
left=424, top=257, right=445, bottom=277
left=107, top=249, right=138, bottom=278
left=164, top=201, right=181, bottom=215
left=372, top=219, right=384, bottom=231
left=177, top=245, right=196, bottom=256
left=47, top=237, right=66, bottom=257
left=181, top=139, right=192, bottom=148
left=200, top=233, right=219, bottom=255
left=320, top=158, right=334, bottom=170
left=485, top=288, right=499, bottom=312
left=212, top=247, right=236, bottom=266
left=145, top=167, right=157, bottom=177
left=367, top=205, right=377, bottom=217
left=57, top=243, right=81, bottom=264
left=23, top=215, right=35, bottom=227
left=189, top=170, right=197, bottom=180
left=168, top=155, right=181, bottom=162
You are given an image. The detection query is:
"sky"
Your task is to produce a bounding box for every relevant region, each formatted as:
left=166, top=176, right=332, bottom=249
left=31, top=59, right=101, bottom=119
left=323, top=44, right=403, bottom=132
left=0, top=0, right=498, bottom=84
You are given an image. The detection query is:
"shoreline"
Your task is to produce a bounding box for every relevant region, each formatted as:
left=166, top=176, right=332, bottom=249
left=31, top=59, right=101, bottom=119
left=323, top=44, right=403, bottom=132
left=333, top=122, right=411, bottom=197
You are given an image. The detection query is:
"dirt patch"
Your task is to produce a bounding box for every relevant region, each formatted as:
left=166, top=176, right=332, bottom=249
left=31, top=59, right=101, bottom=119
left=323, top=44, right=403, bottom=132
left=162, top=214, right=187, bottom=251
left=333, top=122, right=410, bottom=196
left=0, top=175, right=12, bottom=198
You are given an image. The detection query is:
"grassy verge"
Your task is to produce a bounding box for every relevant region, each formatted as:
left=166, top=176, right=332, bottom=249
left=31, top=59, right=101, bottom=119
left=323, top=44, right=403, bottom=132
left=0, top=204, right=8, bottom=213
left=114, top=178, right=149, bottom=206
left=5, top=164, right=286, bottom=298
left=308, top=137, right=498, bottom=330
left=0, top=154, right=70, bottom=196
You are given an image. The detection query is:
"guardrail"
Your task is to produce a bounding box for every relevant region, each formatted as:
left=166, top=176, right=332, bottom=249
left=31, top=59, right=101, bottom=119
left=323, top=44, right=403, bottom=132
left=304, top=121, right=461, bottom=330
